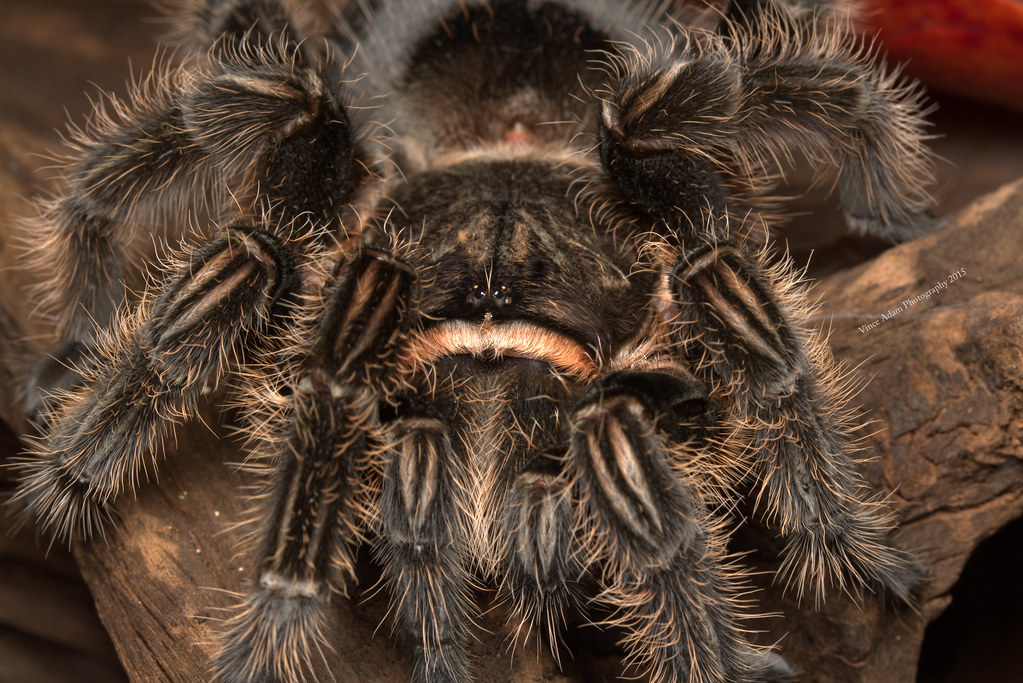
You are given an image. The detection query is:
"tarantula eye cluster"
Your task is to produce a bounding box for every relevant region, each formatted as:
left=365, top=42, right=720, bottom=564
left=469, top=283, right=512, bottom=308
left=12, top=0, right=936, bottom=680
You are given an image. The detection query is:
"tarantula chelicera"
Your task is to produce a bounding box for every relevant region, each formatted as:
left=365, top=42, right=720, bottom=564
left=14, top=0, right=936, bottom=680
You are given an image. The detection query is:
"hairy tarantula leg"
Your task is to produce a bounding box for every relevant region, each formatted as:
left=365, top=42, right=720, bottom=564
left=376, top=415, right=472, bottom=683
left=498, top=452, right=582, bottom=662
left=23, top=39, right=357, bottom=420
left=14, top=224, right=298, bottom=541
left=671, top=238, right=924, bottom=605
left=598, top=6, right=936, bottom=240
left=214, top=248, right=415, bottom=683
left=569, top=370, right=785, bottom=682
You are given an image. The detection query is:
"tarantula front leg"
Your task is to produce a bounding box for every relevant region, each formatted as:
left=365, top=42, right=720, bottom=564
left=670, top=235, right=923, bottom=604
left=375, top=411, right=473, bottom=682
left=376, top=401, right=583, bottom=681
left=568, top=370, right=788, bottom=682
left=498, top=450, right=582, bottom=663
left=598, top=7, right=936, bottom=240
left=214, top=248, right=416, bottom=683
left=14, top=223, right=301, bottom=540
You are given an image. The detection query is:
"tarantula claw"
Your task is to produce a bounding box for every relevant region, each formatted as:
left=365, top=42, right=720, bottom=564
left=749, top=650, right=798, bottom=683
left=845, top=208, right=945, bottom=243
left=213, top=574, right=331, bottom=683
left=12, top=450, right=114, bottom=543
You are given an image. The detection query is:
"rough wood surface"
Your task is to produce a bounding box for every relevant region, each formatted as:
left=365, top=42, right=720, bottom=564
left=2, top=1, right=1023, bottom=682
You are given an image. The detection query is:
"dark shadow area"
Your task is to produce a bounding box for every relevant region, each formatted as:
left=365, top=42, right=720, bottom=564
left=0, top=419, right=129, bottom=683
left=917, top=515, right=1023, bottom=682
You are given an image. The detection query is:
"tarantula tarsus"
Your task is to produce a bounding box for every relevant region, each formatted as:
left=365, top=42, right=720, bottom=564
left=13, top=0, right=936, bottom=680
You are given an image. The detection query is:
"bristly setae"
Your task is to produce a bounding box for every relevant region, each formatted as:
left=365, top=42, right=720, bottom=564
left=11, top=0, right=935, bottom=680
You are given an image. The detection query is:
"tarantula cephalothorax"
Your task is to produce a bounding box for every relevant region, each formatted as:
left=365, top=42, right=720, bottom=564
left=13, top=0, right=936, bottom=680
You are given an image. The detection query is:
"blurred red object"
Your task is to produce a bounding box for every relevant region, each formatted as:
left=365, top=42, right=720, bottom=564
left=859, top=0, right=1023, bottom=111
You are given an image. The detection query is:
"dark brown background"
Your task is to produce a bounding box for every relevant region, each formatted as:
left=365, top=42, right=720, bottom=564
left=1, top=1, right=1021, bottom=681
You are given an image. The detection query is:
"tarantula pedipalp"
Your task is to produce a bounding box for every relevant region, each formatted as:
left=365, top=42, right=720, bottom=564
left=12, top=0, right=936, bottom=680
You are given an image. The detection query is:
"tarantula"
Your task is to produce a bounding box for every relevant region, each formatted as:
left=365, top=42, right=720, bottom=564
left=13, top=0, right=936, bottom=680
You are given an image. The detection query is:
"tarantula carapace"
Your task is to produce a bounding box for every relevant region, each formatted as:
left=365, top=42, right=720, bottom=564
left=13, top=0, right=935, bottom=680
